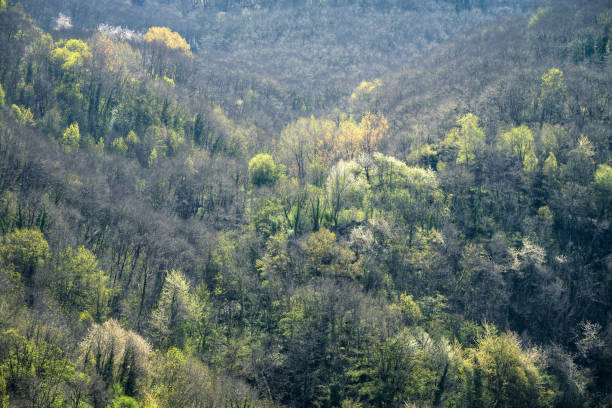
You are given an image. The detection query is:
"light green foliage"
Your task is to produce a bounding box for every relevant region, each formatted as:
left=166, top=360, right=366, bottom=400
left=190, top=285, right=217, bottom=357
left=143, top=126, right=168, bottom=162
left=398, top=293, right=423, bottom=325
left=539, top=68, right=567, bottom=122
left=0, top=367, right=7, bottom=408
left=112, top=395, right=140, bottom=408
left=10, top=104, right=34, bottom=126
left=594, top=164, right=612, bottom=216
left=150, top=270, right=197, bottom=349
left=444, top=113, right=485, bottom=166
left=0, top=329, right=74, bottom=407
left=256, top=231, right=290, bottom=281
left=539, top=124, right=571, bottom=160
left=52, top=246, right=111, bottom=320
left=276, top=177, right=309, bottom=234
left=112, top=137, right=128, bottom=154
left=0, top=0, right=6, bottom=12
left=248, top=197, right=285, bottom=237
left=248, top=153, right=280, bottom=187
left=350, top=79, right=382, bottom=112
left=52, top=39, right=91, bottom=69
left=349, top=328, right=451, bottom=407
left=126, top=130, right=140, bottom=145
left=61, top=122, right=80, bottom=152
left=523, top=150, right=538, bottom=174
left=543, top=152, right=558, bottom=178
left=540, top=68, right=567, bottom=102
left=151, top=347, right=260, bottom=408
left=0, top=82, right=4, bottom=107
left=1, top=228, right=49, bottom=277
left=371, top=154, right=447, bottom=233
left=302, top=228, right=357, bottom=279
left=469, top=327, right=553, bottom=408
left=0, top=259, right=24, bottom=333
left=162, top=75, right=175, bottom=86
left=148, top=147, right=158, bottom=166
left=594, top=164, right=612, bottom=197
left=350, top=79, right=381, bottom=101
left=502, top=125, right=537, bottom=173
left=400, top=229, right=446, bottom=297
left=166, top=129, right=185, bottom=155
left=151, top=348, right=208, bottom=407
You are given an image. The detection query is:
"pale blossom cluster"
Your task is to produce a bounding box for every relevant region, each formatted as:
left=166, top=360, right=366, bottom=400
left=97, top=23, right=143, bottom=42
left=54, top=12, right=72, bottom=30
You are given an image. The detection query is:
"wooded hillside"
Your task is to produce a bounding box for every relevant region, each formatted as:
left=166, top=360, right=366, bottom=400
left=0, top=0, right=610, bottom=407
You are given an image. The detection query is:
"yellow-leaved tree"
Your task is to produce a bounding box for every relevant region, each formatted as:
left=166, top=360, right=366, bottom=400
left=143, top=26, right=192, bottom=82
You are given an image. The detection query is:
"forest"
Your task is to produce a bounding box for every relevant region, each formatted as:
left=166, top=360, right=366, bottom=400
left=0, top=0, right=611, bottom=407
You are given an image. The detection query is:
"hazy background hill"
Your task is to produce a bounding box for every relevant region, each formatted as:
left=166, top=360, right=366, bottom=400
left=20, top=0, right=538, bottom=132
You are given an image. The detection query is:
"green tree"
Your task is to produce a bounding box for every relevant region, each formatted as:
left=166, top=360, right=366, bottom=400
left=61, top=122, right=81, bottom=152
left=542, top=152, right=558, bottom=179
left=256, top=231, right=290, bottom=282
left=539, top=68, right=567, bottom=123
left=443, top=113, right=486, bottom=167
left=302, top=228, right=357, bottom=279
left=111, top=395, right=140, bottom=408
left=248, top=153, right=280, bottom=187
left=502, top=125, right=537, bottom=173
left=471, top=327, right=553, bottom=408
left=248, top=197, right=285, bottom=237
left=397, top=293, right=423, bottom=325
left=112, top=137, right=128, bottom=154
left=51, top=246, right=111, bottom=321
left=0, top=367, right=8, bottom=408
left=52, top=39, right=91, bottom=70
left=0, top=329, right=74, bottom=407
left=594, top=164, right=612, bottom=217
left=594, top=163, right=612, bottom=198
left=10, top=104, right=34, bottom=126
left=0, top=82, right=5, bottom=107
left=1, top=228, right=49, bottom=279
left=147, top=147, right=158, bottom=167
left=348, top=329, right=450, bottom=407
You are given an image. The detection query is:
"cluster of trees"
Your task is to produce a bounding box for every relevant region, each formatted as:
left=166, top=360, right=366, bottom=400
left=0, top=0, right=611, bottom=407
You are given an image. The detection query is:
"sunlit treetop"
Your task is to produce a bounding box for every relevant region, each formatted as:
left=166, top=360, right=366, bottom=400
left=144, top=26, right=192, bottom=57
left=52, top=39, right=91, bottom=69
left=443, top=113, right=485, bottom=166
